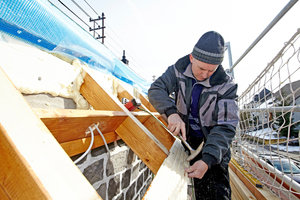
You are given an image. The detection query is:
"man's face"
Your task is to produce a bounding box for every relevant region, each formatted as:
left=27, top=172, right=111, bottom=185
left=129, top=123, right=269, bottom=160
left=189, top=54, right=219, bottom=81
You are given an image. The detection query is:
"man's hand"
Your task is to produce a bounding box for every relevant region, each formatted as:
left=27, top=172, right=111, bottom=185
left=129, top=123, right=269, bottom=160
left=167, top=113, right=186, bottom=140
left=185, top=160, right=208, bottom=179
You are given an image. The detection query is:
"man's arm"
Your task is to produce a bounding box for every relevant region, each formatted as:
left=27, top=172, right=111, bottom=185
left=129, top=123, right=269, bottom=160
left=148, top=65, right=187, bottom=139
left=202, top=83, right=239, bottom=168
left=148, top=65, right=177, bottom=115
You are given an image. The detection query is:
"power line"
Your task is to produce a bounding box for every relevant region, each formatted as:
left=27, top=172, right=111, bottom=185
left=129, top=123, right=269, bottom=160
left=57, top=0, right=151, bottom=80
left=71, top=0, right=90, bottom=18
left=58, top=0, right=89, bottom=27
left=83, top=0, right=152, bottom=75
left=84, top=0, right=99, bottom=16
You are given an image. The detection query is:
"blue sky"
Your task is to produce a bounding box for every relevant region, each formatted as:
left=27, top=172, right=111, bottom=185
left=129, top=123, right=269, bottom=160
left=49, top=0, right=300, bottom=95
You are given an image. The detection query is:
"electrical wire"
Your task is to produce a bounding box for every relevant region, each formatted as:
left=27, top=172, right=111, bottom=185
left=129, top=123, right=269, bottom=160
left=84, top=0, right=99, bottom=15
left=95, top=125, right=110, bottom=157
left=71, top=0, right=90, bottom=18
left=58, top=0, right=90, bottom=28
left=71, top=0, right=147, bottom=78
left=83, top=0, right=152, bottom=78
left=73, top=126, right=95, bottom=164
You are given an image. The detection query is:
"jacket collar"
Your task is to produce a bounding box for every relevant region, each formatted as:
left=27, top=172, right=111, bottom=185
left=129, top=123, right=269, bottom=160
left=175, top=54, right=228, bottom=86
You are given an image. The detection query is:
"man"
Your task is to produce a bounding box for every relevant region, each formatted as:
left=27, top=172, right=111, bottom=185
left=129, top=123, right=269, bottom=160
left=148, top=31, right=239, bottom=199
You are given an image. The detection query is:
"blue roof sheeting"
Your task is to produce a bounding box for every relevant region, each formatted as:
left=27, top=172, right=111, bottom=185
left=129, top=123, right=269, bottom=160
left=0, top=0, right=151, bottom=94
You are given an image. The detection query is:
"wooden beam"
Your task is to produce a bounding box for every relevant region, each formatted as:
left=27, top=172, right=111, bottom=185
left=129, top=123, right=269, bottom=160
left=0, top=184, right=10, bottom=200
left=113, top=79, right=174, bottom=151
left=114, top=79, right=152, bottom=112
left=34, top=108, right=128, bottom=143
left=138, top=93, right=157, bottom=112
left=115, top=118, right=166, bottom=174
left=142, top=115, right=175, bottom=151
left=0, top=124, right=50, bottom=199
left=60, top=132, right=118, bottom=157
left=80, top=69, right=171, bottom=174
left=0, top=67, right=102, bottom=200
left=80, top=72, right=123, bottom=111
left=34, top=108, right=171, bottom=157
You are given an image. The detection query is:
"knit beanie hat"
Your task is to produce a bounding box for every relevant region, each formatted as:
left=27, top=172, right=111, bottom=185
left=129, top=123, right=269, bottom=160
left=192, top=31, right=225, bottom=65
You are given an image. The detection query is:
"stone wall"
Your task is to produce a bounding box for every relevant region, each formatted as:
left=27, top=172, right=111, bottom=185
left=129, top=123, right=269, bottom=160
left=71, top=139, right=153, bottom=200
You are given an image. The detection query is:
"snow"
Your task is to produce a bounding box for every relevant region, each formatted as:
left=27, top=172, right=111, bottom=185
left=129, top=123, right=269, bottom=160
left=244, top=127, right=284, bottom=139
left=271, top=144, right=300, bottom=152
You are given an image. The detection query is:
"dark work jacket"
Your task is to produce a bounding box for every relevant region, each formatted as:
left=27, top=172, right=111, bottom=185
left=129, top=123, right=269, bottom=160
left=148, top=55, right=239, bottom=168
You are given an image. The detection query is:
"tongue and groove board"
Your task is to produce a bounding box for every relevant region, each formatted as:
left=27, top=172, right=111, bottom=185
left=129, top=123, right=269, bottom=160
left=143, top=139, right=190, bottom=200
left=0, top=67, right=102, bottom=200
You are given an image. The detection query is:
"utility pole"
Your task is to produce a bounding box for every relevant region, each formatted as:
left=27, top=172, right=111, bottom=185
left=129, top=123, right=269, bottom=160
left=89, top=12, right=106, bottom=44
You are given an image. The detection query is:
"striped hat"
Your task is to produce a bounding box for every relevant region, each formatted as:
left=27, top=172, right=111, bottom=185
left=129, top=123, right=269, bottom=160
left=192, top=31, right=225, bottom=65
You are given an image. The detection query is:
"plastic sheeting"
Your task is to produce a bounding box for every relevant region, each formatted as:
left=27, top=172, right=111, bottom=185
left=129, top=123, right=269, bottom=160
left=0, top=0, right=151, bottom=94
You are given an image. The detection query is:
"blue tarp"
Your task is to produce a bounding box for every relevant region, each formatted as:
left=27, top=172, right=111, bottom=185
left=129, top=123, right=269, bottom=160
left=0, top=0, right=151, bottom=94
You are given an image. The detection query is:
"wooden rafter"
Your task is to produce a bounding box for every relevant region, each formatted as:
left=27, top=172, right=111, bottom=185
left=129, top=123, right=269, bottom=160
left=0, top=67, right=102, bottom=200
left=79, top=69, right=174, bottom=174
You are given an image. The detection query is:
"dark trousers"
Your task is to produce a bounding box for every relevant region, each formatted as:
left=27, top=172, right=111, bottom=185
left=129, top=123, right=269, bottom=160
left=187, top=135, right=231, bottom=200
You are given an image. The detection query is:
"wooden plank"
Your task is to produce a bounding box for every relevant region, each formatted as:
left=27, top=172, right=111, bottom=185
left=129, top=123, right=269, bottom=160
left=35, top=108, right=170, bottom=157
left=0, top=184, right=10, bottom=200
left=0, top=67, right=102, bottom=200
left=143, top=139, right=189, bottom=199
left=34, top=108, right=128, bottom=143
left=142, top=114, right=175, bottom=151
left=80, top=69, right=171, bottom=174
left=114, top=77, right=157, bottom=112
left=113, top=79, right=174, bottom=151
left=80, top=72, right=123, bottom=111
left=229, top=167, right=256, bottom=199
left=60, top=132, right=118, bottom=157
left=138, top=93, right=157, bottom=112
left=115, top=118, right=166, bottom=174
left=0, top=124, right=50, bottom=200
left=229, top=161, right=279, bottom=200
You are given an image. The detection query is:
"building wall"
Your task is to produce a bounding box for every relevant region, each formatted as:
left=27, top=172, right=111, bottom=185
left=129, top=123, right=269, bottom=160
left=294, top=97, right=300, bottom=130
left=71, top=140, right=153, bottom=200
